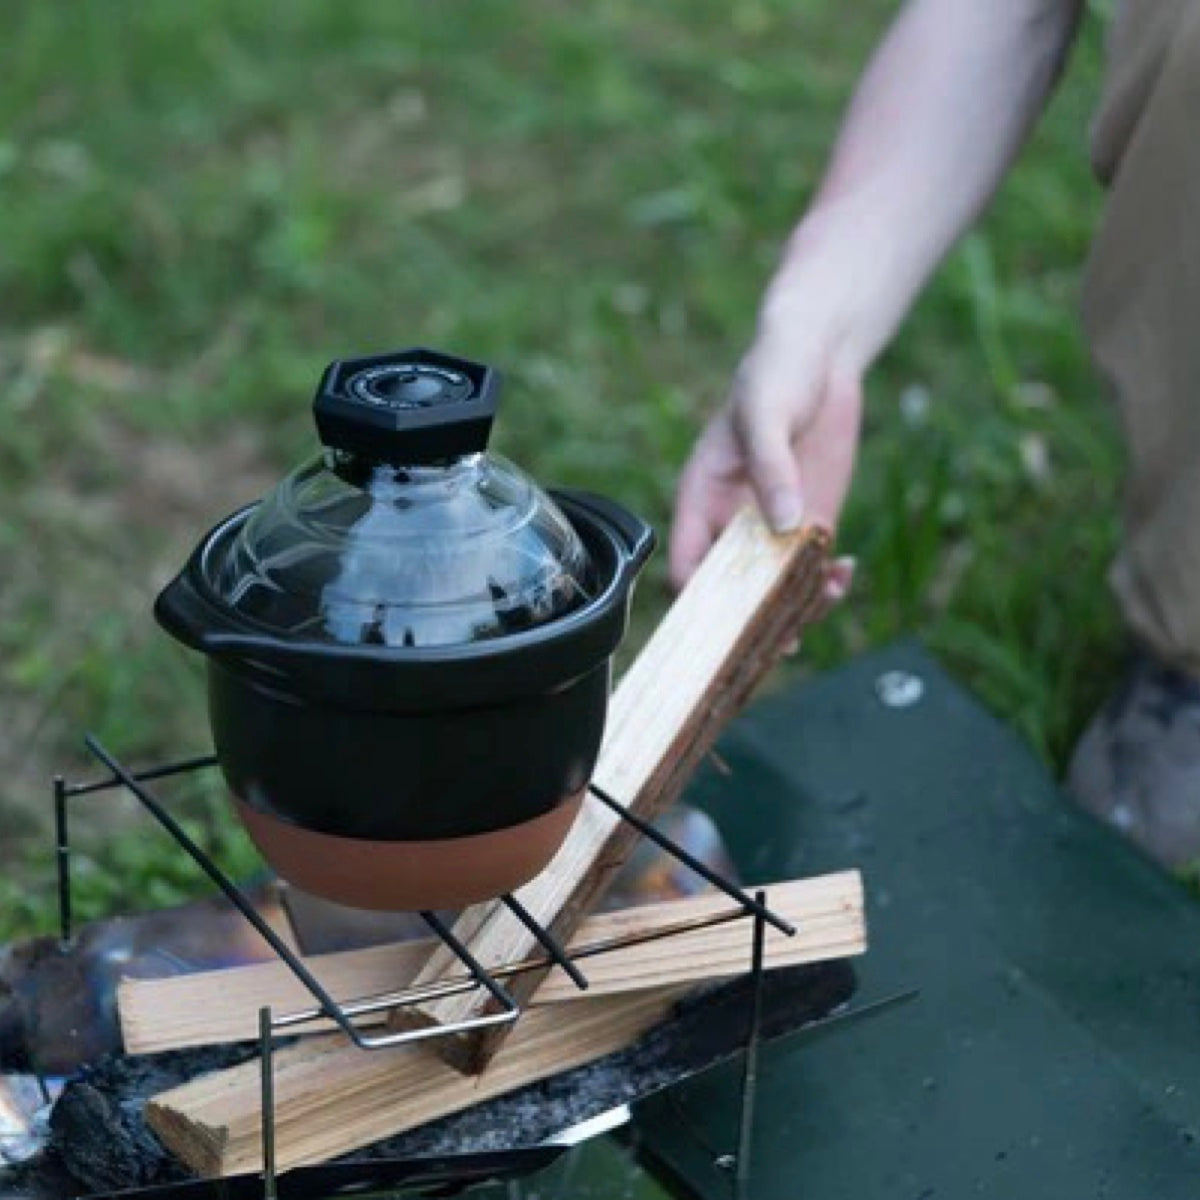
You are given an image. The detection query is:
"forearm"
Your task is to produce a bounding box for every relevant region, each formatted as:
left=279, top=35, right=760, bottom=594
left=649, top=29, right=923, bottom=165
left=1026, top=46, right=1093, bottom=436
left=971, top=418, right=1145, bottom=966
left=776, top=0, right=1085, bottom=358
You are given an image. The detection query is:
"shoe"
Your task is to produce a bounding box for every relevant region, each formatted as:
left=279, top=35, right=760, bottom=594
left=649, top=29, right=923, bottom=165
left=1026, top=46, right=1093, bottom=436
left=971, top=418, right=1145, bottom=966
left=1066, top=651, right=1200, bottom=871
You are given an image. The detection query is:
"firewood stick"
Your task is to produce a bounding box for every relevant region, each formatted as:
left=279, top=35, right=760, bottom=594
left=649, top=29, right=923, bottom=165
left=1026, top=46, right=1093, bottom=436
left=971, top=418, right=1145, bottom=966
left=120, top=871, right=863, bottom=1056
left=400, top=513, right=831, bottom=1071
left=146, top=986, right=692, bottom=1177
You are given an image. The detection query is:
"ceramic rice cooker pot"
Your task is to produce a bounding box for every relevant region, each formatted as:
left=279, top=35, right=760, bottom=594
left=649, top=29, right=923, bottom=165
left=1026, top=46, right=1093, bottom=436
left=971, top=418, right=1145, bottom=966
left=155, top=348, right=654, bottom=909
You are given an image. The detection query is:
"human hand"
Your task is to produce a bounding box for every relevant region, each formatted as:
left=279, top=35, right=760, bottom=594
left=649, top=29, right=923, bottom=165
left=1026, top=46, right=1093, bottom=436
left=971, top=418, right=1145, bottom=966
left=668, top=236, right=870, bottom=591
left=666, top=0, right=1084, bottom=588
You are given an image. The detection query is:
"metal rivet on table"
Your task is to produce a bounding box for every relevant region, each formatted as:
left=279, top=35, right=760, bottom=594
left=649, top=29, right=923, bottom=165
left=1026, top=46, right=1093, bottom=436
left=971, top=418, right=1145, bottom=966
left=875, top=670, right=925, bottom=709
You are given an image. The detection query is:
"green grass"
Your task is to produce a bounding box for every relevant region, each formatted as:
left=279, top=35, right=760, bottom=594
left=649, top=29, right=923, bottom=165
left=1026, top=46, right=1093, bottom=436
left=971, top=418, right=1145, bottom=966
left=0, top=1, right=1120, bottom=939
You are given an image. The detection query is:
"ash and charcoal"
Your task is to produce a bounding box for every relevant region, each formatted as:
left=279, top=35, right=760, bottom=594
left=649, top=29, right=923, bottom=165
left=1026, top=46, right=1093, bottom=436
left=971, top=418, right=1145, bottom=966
left=0, top=961, right=851, bottom=1197
left=47, top=1043, right=263, bottom=1192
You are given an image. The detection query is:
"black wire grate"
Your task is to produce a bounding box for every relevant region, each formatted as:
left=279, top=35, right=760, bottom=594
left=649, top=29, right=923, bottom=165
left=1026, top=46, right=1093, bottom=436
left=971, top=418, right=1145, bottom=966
left=51, top=737, right=793, bottom=1198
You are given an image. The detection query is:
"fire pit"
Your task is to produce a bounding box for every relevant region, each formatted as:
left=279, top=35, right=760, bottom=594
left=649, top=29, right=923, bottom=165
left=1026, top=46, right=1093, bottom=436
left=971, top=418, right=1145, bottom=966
left=0, top=744, right=868, bottom=1199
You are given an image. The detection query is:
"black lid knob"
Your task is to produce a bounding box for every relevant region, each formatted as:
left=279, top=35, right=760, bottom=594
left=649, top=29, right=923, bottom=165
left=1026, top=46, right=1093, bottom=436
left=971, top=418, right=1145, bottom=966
left=314, top=348, right=500, bottom=464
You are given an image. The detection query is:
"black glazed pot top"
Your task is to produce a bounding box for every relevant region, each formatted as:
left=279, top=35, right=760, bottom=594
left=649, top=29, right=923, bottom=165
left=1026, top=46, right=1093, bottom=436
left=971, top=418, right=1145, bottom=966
left=157, top=488, right=653, bottom=712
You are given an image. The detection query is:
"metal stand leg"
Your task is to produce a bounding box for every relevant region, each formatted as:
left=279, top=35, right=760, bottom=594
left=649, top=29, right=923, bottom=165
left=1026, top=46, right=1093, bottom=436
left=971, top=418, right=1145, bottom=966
left=734, top=890, right=767, bottom=1200
left=53, top=775, right=71, bottom=950
left=259, top=1007, right=277, bottom=1200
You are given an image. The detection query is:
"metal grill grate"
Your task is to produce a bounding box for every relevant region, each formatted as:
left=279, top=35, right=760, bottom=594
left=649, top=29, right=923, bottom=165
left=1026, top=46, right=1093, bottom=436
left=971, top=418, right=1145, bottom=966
left=49, top=737, right=796, bottom=1199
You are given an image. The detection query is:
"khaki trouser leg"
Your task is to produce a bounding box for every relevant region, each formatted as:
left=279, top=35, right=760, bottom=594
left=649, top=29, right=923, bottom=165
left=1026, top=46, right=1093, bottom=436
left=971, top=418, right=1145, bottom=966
left=1082, top=0, right=1200, bottom=675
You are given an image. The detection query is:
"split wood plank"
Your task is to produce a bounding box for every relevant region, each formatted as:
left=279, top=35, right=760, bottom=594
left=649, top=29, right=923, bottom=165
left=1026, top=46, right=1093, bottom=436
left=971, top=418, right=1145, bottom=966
left=401, top=511, right=831, bottom=1071
left=146, top=986, right=689, bottom=1177
left=120, top=871, right=863, bottom=1055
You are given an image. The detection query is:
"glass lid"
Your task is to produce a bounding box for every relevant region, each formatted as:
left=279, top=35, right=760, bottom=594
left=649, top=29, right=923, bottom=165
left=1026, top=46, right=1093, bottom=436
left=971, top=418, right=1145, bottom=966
left=202, top=349, right=597, bottom=649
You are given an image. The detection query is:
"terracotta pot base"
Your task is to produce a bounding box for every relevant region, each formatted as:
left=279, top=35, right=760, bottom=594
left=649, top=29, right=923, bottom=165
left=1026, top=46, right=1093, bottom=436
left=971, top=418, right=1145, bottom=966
left=233, top=792, right=585, bottom=911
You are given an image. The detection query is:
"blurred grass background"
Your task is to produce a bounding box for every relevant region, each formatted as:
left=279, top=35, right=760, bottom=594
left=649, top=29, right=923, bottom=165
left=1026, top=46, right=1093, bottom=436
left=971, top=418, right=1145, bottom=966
left=0, top=1, right=1119, bottom=937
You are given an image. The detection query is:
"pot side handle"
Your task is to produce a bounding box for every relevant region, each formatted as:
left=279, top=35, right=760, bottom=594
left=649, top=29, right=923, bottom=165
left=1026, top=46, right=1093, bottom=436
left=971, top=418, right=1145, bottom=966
left=155, top=572, right=298, bottom=679
left=552, top=488, right=657, bottom=573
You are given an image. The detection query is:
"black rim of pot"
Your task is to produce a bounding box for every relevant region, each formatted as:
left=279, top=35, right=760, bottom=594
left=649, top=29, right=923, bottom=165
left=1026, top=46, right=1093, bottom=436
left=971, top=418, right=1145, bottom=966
left=155, top=489, right=655, bottom=712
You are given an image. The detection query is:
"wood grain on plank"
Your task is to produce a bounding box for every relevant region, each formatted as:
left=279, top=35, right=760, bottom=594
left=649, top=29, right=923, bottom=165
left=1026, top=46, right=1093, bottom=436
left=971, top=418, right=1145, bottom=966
left=146, top=986, right=687, bottom=1177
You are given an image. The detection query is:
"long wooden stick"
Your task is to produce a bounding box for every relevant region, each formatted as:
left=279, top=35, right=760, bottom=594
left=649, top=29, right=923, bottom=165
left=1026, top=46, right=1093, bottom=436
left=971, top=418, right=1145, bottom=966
left=146, top=986, right=687, bottom=1178
left=120, top=872, right=863, bottom=1055
left=400, top=513, right=831, bottom=1071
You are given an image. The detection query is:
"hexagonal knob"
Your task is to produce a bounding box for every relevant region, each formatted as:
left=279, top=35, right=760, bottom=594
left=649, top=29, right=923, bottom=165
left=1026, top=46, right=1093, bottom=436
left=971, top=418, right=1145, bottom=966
left=313, top=347, right=500, bottom=464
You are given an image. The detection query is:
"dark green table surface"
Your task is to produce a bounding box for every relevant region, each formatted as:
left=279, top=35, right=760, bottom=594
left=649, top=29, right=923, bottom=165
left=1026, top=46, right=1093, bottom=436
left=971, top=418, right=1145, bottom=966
left=634, top=640, right=1200, bottom=1199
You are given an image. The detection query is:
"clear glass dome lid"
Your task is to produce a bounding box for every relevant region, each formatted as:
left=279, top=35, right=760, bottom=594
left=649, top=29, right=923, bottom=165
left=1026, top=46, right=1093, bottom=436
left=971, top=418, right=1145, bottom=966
left=203, top=349, right=597, bottom=649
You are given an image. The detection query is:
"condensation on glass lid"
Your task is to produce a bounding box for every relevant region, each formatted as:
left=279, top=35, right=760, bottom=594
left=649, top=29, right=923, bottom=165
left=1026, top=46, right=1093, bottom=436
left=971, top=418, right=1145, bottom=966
left=207, top=454, right=598, bottom=648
